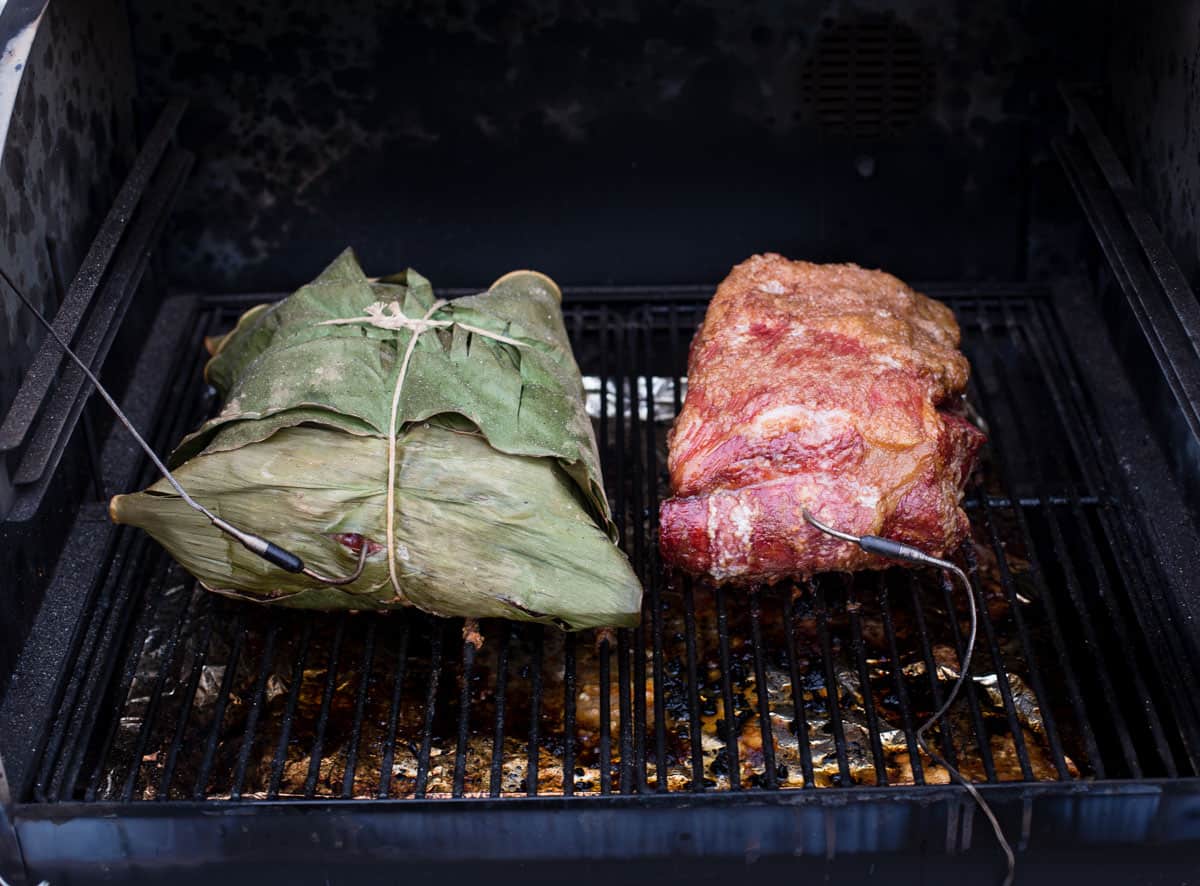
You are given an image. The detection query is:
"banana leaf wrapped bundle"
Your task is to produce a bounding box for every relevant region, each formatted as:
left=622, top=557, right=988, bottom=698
left=109, top=250, right=642, bottom=629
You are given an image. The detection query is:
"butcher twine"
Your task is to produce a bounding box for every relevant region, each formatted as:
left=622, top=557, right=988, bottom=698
left=321, top=300, right=526, bottom=600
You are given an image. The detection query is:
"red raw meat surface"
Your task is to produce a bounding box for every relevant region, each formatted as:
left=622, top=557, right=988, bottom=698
left=660, top=254, right=985, bottom=584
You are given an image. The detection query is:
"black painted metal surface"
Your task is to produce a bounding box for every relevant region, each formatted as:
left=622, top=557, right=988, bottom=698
left=1106, top=1, right=1200, bottom=298
left=0, top=0, right=138, bottom=451
left=10, top=781, right=1200, bottom=886
left=0, top=99, right=190, bottom=518
left=0, top=99, right=190, bottom=698
left=0, top=0, right=140, bottom=701
left=124, top=0, right=1097, bottom=291
left=1057, top=90, right=1200, bottom=528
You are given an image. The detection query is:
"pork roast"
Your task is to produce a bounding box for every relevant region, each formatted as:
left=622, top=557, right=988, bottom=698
left=659, top=254, right=985, bottom=584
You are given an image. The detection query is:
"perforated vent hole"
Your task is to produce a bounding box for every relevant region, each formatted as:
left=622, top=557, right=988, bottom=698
left=799, top=15, right=935, bottom=140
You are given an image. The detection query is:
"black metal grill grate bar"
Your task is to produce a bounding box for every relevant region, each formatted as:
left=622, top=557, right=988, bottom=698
left=597, top=635, right=613, bottom=794
left=781, top=587, right=817, bottom=787
left=813, top=579, right=853, bottom=785
left=452, top=633, right=475, bottom=799
left=935, top=548, right=998, bottom=781
left=266, top=618, right=312, bottom=798
left=486, top=626, right=512, bottom=797
left=376, top=619, right=411, bottom=800
left=845, top=579, right=888, bottom=785
left=343, top=620, right=377, bottom=798
left=877, top=576, right=924, bottom=784
left=906, top=572, right=957, bottom=770
left=680, top=580, right=706, bottom=790
left=25, top=288, right=1200, bottom=804
left=230, top=622, right=279, bottom=800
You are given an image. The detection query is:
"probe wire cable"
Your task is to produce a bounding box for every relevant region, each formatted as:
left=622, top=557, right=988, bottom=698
left=802, top=508, right=1016, bottom=886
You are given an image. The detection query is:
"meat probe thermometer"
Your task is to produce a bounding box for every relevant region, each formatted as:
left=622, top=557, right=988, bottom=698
left=2, top=268, right=367, bottom=586
left=803, top=508, right=1016, bottom=886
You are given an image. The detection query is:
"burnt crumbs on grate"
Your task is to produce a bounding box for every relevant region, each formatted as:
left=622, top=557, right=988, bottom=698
left=35, top=292, right=1194, bottom=803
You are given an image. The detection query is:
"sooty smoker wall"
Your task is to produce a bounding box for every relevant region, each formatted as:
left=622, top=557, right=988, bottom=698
left=1108, top=0, right=1200, bottom=296
left=129, top=0, right=1090, bottom=291
left=0, top=0, right=137, bottom=691
left=0, top=0, right=136, bottom=427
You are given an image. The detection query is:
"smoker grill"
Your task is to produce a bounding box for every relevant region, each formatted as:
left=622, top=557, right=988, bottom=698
left=3, top=2, right=1200, bottom=884
left=22, top=286, right=1194, bottom=800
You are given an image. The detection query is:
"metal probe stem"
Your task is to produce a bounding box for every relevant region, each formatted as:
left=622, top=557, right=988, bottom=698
left=802, top=508, right=1016, bottom=886
left=303, top=543, right=370, bottom=585
left=798, top=509, right=860, bottom=545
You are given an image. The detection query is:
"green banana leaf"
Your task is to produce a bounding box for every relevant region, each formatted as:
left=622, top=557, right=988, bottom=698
left=109, top=250, right=642, bottom=629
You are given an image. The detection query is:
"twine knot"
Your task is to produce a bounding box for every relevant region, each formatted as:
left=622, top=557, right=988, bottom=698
left=320, top=297, right=526, bottom=600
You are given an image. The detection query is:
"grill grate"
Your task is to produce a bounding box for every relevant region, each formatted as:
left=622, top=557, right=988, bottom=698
left=27, top=286, right=1199, bottom=803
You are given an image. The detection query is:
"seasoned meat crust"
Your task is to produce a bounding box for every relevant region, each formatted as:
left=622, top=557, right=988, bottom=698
left=659, top=254, right=985, bottom=583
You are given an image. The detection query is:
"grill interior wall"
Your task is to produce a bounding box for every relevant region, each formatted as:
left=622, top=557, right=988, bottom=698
left=123, top=1, right=1100, bottom=291
left=32, top=288, right=1199, bottom=804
